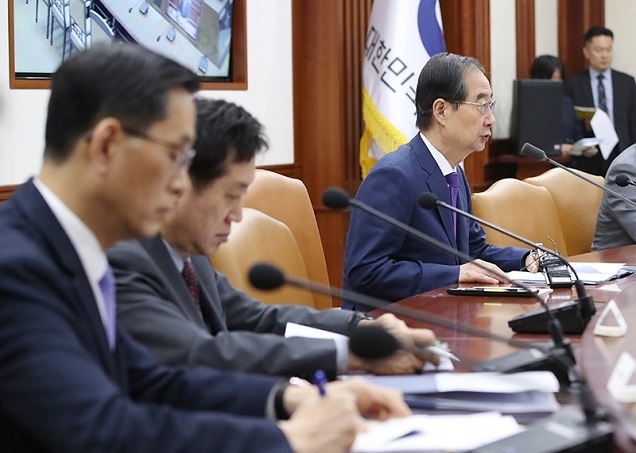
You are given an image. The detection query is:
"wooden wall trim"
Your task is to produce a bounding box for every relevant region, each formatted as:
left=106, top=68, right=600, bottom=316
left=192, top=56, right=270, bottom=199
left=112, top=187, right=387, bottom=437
left=0, top=185, right=18, bottom=203
left=516, top=0, right=535, bottom=79
left=558, top=0, right=605, bottom=77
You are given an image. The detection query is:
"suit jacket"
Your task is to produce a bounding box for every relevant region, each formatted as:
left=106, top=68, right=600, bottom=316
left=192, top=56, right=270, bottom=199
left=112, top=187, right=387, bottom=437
left=107, top=237, right=358, bottom=379
left=565, top=69, right=636, bottom=175
left=0, top=180, right=291, bottom=453
left=343, top=135, right=527, bottom=308
left=592, top=144, right=636, bottom=250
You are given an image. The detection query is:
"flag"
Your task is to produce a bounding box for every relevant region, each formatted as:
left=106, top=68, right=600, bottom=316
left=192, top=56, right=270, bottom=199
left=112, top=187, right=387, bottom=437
left=360, top=0, right=446, bottom=177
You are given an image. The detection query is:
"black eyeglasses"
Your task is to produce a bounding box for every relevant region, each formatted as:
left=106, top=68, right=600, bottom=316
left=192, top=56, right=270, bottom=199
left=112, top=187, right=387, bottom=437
left=121, top=126, right=196, bottom=171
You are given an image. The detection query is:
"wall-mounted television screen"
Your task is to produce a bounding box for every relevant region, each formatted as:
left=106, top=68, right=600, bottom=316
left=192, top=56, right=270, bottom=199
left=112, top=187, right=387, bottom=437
left=11, top=0, right=235, bottom=82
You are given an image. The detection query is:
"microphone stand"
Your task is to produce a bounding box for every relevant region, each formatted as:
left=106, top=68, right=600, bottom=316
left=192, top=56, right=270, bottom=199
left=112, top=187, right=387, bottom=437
left=322, top=187, right=575, bottom=384
left=417, top=192, right=595, bottom=334
left=521, top=142, right=636, bottom=208
left=249, top=263, right=613, bottom=453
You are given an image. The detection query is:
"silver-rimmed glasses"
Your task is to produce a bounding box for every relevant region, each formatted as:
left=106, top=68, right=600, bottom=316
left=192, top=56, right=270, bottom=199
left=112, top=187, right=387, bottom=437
left=121, top=126, right=196, bottom=171
left=460, top=99, right=496, bottom=115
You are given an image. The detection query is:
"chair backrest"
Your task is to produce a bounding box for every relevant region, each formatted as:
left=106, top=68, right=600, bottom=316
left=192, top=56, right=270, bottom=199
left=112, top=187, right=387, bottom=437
left=524, top=168, right=604, bottom=256
left=209, top=207, right=316, bottom=308
left=472, top=178, right=568, bottom=255
left=243, top=169, right=332, bottom=309
left=88, top=9, right=115, bottom=46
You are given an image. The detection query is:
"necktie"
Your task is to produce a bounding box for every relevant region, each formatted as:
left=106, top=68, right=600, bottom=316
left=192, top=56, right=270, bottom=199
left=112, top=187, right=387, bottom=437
left=445, top=172, right=459, bottom=232
left=597, top=74, right=608, bottom=114
left=98, top=266, right=116, bottom=350
left=182, top=260, right=200, bottom=307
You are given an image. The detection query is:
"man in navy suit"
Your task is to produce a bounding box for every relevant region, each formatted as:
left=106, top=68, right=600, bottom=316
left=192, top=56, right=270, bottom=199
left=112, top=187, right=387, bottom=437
left=0, top=44, right=408, bottom=452
left=344, top=53, right=536, bottom=309
left=565, top=26, right=636, bottom=176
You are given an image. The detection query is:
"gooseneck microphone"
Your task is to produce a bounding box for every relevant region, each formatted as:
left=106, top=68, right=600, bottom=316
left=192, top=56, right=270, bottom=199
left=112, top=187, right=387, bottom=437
left=248, top=263, right=613, bottom=452
left=417, top=192, right=595, bottom=335
left=521, top=142, right=636, bottom=208
left=321, top=187, right=576, bottom=381
left=615, top=173, right=636, bottom=187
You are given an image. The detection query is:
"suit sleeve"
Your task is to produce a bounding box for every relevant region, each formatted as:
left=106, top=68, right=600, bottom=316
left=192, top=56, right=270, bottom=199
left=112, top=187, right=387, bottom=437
left=0, top=249, right=292, bottom=453
left=109, top=243, right=354, bottom=378
left=599, top=149, right=636, bottom=243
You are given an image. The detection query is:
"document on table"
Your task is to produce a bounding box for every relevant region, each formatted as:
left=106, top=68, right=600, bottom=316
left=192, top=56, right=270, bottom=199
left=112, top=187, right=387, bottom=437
left=352, top=412, right=524, bottom=452
left=508, top=262, right=627, bottom=285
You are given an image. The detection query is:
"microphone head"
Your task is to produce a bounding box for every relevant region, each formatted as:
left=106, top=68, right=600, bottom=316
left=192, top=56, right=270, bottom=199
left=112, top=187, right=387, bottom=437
left=248, top=263, right=285, bottom=290
left=417, top=192, right=440, bottom=210
left=322, top=187, right=352, bottom=210
left=520, top=143, right=548, bottom=161
left=349, top=325, right=400, bottom=360
left=615, top=174, right=630, bottom=187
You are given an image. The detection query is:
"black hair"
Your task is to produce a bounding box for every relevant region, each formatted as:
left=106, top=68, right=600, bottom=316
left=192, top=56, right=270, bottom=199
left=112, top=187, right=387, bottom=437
left=530, top=55, right=566, bottom=80
left=45, top=43, right=199, bottom=162
left=189, top=98, right=269, bottom=191
left=415, top=52, right=485, bottom=130
left=584, top=26, right=613, bottom=44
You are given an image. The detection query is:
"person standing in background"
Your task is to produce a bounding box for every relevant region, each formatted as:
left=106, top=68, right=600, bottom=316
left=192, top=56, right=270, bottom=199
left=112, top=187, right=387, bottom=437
left=565, top=26, right=636, bottom=176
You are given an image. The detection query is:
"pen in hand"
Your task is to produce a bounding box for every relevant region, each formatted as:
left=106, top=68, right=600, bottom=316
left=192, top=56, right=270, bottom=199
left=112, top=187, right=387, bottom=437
left=313, top=369, right=327, bottom=396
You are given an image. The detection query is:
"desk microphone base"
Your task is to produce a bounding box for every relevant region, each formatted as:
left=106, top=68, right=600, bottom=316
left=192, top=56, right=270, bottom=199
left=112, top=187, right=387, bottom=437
left=473, top=412, right=613, bottom=452
left=508, top=300, right=589, bottom=335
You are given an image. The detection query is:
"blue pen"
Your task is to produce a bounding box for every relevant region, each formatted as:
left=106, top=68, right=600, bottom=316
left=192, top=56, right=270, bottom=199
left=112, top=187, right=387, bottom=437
left=313, top=370, right=327, bottom=397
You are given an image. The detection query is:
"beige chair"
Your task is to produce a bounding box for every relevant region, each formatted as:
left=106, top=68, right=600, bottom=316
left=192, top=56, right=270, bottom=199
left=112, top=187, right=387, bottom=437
left=210, top=207, right=316, bottom=308
left=524, top=167, right=604, bottom=256
left=472, top=178, right=568, bottom=255
left=243, top=169, right=332, bottom=309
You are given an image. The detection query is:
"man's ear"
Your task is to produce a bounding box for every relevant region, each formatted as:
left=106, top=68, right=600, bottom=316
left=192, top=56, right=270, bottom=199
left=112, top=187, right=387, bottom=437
left=431, top=98, right=449, bottom=124
left=86, top=118, right=122, bottom=173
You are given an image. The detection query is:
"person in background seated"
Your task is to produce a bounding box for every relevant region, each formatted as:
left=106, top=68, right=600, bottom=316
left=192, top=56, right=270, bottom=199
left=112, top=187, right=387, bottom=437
left=343, top=52, right=538, bottom=310
left=530, top=54, right=585, bottom=156
left=591, top=143, right=636, bottom=250
left=0, top=43, right=409, bottom=453
left=565, top=26, right=636, bottom=176
left=108, top=97, right=439, bottom=380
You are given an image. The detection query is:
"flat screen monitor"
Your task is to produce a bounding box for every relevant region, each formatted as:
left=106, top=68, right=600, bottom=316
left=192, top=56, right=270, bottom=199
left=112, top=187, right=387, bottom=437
left=510, top=79, right=563, bottom=156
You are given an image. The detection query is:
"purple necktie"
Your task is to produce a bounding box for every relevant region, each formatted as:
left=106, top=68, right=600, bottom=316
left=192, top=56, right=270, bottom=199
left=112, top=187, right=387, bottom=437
left=98, top=266, right=116, bottom=349
left=445, top=172, right=459, bottom=232
left=182, top=259, right=200, bottom=307
left=597, top=74, right=608, bottom=114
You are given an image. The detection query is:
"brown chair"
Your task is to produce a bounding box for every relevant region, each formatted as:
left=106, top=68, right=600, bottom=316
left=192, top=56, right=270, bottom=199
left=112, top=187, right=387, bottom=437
left=243, top=169, right=332, bottom=309
left=472, top=178, right=568, bottom=255
left=524, top=167, right=604, bottom=256
left=210, top=207, right=316, bottom=308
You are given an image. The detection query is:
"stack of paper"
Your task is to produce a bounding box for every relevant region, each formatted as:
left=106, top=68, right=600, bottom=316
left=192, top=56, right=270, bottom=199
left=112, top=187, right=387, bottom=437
left=507, top=262, right=628, bottom=285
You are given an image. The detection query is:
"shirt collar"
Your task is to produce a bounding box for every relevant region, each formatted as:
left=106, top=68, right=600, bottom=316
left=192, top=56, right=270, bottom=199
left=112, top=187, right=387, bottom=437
left=419, top=132, right=456, bottom=176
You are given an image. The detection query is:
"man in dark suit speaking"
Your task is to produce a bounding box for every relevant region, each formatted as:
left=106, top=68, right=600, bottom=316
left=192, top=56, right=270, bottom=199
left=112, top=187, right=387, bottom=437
left=0, top=44, right=408, bottom=452
left=108, top=97, right=439, bottom=379
left=565, top=26, right=636, bottom=176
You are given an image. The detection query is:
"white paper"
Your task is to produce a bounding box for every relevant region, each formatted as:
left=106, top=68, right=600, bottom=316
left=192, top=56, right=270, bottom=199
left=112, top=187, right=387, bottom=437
left=508, top=262, right=626, bottom=285
left=353, top=412, right=524, bottom=452
left=590, top=109, right=619, bottom=159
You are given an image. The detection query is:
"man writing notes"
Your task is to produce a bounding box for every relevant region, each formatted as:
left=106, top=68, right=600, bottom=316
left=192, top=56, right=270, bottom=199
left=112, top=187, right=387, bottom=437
left=0, top=44, right=409, bottom=452
left=108, top=97, right=439, bottom=378
left=344, top=53, right=536, bottom=309
left=565, top=26, right=636, bottom=176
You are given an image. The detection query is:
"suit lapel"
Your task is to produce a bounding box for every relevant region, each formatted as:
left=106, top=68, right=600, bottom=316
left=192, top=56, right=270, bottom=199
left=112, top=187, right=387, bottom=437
left=13, top=180, right=119, bottom=379
left=411, top=136, right=458, bottom=250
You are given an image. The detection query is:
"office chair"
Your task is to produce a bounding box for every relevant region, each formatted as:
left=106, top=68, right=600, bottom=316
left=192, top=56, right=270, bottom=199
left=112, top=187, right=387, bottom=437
left=210, top=207, right=317, bottom=308
left=88, top=9, right=115, bottom=46
left=243, top=169, right=332, bottom=309
left=472, top=178, right=568, bottom=255
left=49, top=0, right=71, bottom=61
left=525, top=168, right=604, bottom=256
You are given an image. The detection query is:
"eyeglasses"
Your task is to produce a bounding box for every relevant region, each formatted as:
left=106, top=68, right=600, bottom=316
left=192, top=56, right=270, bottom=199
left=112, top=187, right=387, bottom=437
left=460, top=99, right=497, bottom=115
left=121, top=126, right=196, bottom=171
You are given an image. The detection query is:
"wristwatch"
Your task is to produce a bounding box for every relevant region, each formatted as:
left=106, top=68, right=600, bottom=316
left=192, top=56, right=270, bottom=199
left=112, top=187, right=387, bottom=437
left=349, top=311, right=374, bottom=328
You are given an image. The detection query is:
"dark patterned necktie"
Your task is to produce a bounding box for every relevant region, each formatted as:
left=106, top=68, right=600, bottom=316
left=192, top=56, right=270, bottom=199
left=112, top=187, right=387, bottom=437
left=98, top=266, right=116, bottom=349
left=445, top=172, right=459, bottom=232
left=597, top=74, right=608, bottom=114
left=182, top=260, right=200, bottom=307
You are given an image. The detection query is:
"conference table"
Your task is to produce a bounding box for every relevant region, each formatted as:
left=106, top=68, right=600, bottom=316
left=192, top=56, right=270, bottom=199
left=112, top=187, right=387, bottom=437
left=370, top=244, right=636, bottom=452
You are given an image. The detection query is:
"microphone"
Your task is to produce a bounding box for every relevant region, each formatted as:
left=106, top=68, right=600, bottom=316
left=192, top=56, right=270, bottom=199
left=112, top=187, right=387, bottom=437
left=128, top=0, right=148, bottom=13
left=321, top=188, right=578, bottom=382
left=349, top=324, right=399, bottom=359
left=615, top=174, right=636, bottom=187
left=248, top=263, right=613, bottom=452
left=417, top=192, right=595, bottom=335
left=521, top=142, right=636, bottom=208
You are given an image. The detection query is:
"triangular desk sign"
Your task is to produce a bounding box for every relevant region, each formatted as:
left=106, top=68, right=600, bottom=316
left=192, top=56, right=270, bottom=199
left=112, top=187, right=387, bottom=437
left=593, top=299, right=627, bottom=337
left=607, top=351, right=636, bottom=402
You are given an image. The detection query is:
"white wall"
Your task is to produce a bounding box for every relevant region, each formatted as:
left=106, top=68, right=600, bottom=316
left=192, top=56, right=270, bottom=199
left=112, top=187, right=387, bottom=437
left=606, top=0, right=636, bottom=79
left=0, top=0, right=294, bottom=185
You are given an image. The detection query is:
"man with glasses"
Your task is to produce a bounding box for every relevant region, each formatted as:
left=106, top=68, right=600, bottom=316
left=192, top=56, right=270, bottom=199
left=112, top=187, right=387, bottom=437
left=0, top=44, right=409, bottom=452
left=343, top=53, right=536, bottom=308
